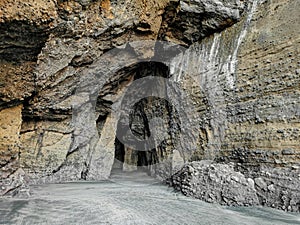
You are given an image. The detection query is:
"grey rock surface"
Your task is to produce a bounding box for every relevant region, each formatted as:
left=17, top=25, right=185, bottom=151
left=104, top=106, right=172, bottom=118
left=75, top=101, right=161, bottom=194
left=159, top=0, right=245, bottom=45
left=171, top=161, right=259, bottom=207
left=171, top=161, right=300, bottom=212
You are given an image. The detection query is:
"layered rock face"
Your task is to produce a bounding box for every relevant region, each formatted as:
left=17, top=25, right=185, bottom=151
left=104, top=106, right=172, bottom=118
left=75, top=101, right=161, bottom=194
left=169, top=0, right=300, bottom=212
left=0, top=0, right=299, bottom=212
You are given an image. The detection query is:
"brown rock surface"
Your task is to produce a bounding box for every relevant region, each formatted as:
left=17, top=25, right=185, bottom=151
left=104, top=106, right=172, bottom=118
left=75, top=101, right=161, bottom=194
left=0, top=105, right=24, bottom=195
left=0, top=105, right=22, bottom=169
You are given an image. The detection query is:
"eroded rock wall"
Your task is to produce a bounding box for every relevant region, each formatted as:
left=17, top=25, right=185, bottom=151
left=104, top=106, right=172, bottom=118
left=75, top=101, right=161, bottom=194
left=172, top=161, right=300, bottom=212
left=0, top=0, right=298, bottom=212
left=0, top=0, right=177, bottom=186
left=221, top=0, right=300, bottom=169
left=169, top=0, right=300, bottom=212
left=0, top=105, right=22, bottom=177
left=167, top=0, right=300, bottom=169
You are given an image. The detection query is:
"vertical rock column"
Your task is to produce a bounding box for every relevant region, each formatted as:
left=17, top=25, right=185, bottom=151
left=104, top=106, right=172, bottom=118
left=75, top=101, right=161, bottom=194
left=0, top=105, right=27, bottom=195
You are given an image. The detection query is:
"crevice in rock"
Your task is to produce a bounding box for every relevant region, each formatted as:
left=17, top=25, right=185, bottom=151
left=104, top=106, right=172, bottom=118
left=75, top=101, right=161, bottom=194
left=0, top=20, right=50, bottom=62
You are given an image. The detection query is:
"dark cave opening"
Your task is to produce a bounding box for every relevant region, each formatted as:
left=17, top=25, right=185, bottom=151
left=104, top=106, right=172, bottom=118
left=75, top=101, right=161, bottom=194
left=113, top=136, right=157, bottom=172
left=110, top=61, right=180, bottom=173
left=112, top=97, right=169, bottom=173
left=95, top=59, right=207, bottom=177
left=113, top=137, right=125, bottom=170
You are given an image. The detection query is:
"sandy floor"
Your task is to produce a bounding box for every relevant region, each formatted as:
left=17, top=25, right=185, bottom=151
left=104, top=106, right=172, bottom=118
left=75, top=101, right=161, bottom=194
left=0, top=171, right=299, bottom=225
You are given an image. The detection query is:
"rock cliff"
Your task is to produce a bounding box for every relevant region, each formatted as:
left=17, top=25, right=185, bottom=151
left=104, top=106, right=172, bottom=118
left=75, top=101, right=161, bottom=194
left=0, top=0, right=299, bottom=212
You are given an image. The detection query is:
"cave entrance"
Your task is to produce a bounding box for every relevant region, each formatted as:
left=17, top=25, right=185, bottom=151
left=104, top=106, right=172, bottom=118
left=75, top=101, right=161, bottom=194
left=113, top=137, right=158, bottom=172
left=109, top=62, right=179, bottom=175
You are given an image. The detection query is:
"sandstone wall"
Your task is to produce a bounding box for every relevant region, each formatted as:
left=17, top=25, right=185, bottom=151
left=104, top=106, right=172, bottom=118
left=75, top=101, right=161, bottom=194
left=167, top=0, right=300, bottom=170
left=222, top=0, right=300, bottom=168
left=0, top=105, right=22, bottom=175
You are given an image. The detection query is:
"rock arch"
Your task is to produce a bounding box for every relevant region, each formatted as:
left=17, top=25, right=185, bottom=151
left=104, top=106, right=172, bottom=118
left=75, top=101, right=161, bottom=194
left=68, top=41, right=191, bottom=180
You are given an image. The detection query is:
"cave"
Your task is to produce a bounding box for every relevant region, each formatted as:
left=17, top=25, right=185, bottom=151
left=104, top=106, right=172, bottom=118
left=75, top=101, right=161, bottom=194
left=2, top=0, right=300, bottom=220
left=94, top=61, right=182, bottom=176
left=112, top=96, right=176, bottom=174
